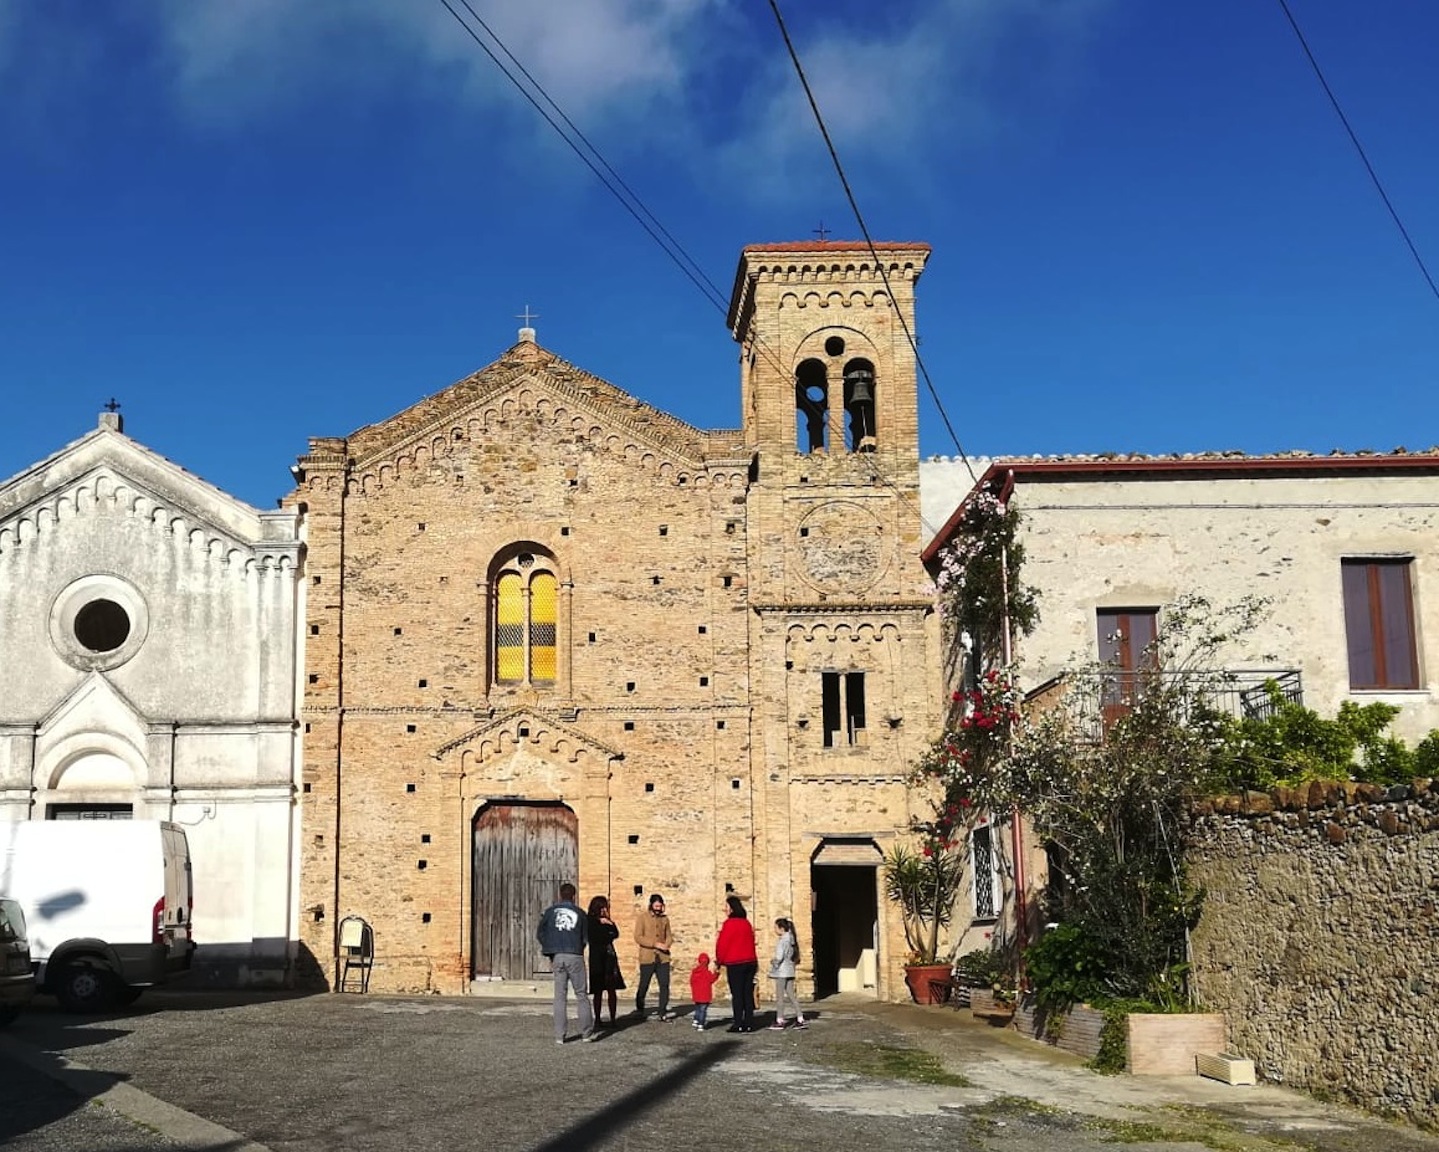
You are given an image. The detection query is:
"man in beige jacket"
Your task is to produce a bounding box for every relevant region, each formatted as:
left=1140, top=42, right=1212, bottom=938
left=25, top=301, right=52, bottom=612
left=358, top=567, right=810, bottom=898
left=633, top=893, right=674, bottom=1020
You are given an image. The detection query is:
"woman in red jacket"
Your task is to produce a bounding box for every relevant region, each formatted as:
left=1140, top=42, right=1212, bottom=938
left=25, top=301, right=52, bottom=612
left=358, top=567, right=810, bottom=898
left=714, top=895, right=759, bottom=1032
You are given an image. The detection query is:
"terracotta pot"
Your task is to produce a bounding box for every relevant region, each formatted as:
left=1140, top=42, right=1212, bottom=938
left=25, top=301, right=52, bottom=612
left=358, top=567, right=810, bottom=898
left=903, top=964, right=953, bottom=1005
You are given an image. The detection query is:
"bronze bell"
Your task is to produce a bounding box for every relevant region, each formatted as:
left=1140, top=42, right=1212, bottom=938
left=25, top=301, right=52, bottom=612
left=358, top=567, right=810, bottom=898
left=844, top=366, right=874, bottom=404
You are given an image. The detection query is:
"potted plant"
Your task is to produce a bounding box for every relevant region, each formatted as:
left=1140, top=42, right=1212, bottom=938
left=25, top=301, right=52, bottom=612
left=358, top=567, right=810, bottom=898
left=883, top=812, right=965, bottom=1005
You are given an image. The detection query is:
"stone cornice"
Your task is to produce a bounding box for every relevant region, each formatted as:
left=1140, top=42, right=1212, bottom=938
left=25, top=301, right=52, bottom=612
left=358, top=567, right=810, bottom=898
left=752, top=600, right=933, bottom=615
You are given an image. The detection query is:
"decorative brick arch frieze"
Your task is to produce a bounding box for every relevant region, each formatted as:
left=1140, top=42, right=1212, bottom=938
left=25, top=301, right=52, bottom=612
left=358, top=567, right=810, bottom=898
left=0, top=470, right=297, bottom=577
left=750, top=255, right=924, bottom=284
left=780, top=290, right=891, bottom=312
left=437, top=710, right=621, bottom=813
left=434, top=708, right=622, bottom=767
left=784, top=619, right=903, bottom=648
left=349, top=374, right=719, bottom=495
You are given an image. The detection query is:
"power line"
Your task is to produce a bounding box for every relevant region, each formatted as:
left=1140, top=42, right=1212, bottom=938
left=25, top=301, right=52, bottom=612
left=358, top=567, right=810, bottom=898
left=449, top=0, right=732, bottom=314
left=436, top=1, right=949, bottom=538
left=1276, top=0, right=1439, bottom=305
left=765, top=0, right=979, bottom=486
left=436, top=0, right=725, bottom=312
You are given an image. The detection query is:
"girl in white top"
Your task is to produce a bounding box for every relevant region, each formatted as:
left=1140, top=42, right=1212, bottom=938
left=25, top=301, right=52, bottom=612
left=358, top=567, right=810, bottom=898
left=768, top=917, right=807, bottom=1030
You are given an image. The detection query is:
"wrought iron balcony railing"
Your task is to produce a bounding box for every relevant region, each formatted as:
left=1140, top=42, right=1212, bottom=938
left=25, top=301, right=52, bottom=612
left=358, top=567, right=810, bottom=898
left=1027, top=668, right=1304, bottom=737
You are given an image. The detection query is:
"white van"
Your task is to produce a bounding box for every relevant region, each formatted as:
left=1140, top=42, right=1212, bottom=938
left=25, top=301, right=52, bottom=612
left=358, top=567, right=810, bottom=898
left=0, top=820, right=196, bottom=1011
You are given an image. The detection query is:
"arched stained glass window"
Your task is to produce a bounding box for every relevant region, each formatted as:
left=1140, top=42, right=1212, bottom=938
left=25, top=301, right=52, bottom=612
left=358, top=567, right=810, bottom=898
left=491, top=551, right=559, bottom=688
left=495, top=572, right=526, bottom=683
left=530, top=572, right=557, bottom=683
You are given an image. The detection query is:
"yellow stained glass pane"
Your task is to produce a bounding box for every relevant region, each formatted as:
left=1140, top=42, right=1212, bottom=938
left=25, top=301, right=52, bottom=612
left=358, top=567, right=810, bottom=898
left=530, top=572, right=557, bottom=682
left=496, top=572, right=524, bottom=682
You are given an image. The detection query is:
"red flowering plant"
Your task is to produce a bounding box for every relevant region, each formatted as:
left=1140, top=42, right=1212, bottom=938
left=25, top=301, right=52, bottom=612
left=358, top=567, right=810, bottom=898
left=926, top=667, right=1023, bottom=811
left=886, top=668, right=1023, bottom=966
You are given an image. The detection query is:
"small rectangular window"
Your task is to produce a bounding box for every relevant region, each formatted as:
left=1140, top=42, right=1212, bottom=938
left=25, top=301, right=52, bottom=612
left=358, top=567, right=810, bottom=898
left=971, top=823, right=1002, bottom=920
left=846, top=671, right=867, bottom=745
left=822, top=671, right=866, bottom=748
left=822, top=672, right=841, bottom=748
left=1342, top=559, right=1419, bottom=689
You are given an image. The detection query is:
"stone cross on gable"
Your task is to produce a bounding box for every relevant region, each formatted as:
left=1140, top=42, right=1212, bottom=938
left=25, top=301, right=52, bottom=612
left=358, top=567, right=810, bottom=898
left=99, top=397, right=124, bottom=433
left=517, top=305, right=539, bottom=344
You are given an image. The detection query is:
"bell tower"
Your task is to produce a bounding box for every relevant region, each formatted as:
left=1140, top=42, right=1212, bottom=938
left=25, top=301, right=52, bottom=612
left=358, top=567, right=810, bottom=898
left=727, top=240, right=932, bottom=605
left=728, top=240, right=940, bottom=995
left=728, top=241, right=927, bottom=466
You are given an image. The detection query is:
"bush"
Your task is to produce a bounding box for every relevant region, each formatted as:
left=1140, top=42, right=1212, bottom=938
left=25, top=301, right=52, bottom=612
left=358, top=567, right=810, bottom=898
left=954, top=947, right=1010, bottom=989
left=1214, top=692, right=1425, bottom=789
left=1415, top=731, right=1439, bottom=779
left=1023, top=923, right=1110, bottom=1013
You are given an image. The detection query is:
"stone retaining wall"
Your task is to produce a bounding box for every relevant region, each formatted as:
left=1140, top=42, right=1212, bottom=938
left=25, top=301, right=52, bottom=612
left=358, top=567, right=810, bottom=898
left=1189, top=778, right=1439, bottom=1127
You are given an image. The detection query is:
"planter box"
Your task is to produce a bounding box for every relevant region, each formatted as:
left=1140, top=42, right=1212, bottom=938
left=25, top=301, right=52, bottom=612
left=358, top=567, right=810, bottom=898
left=1014, top=1000, right=1104, bottom=1061
left=1127, top=1013, right=1226, bottom=1076
left=1196, top=1052, right=1256, bottom=1086
left=968, top=988, right=1000, bottom=1013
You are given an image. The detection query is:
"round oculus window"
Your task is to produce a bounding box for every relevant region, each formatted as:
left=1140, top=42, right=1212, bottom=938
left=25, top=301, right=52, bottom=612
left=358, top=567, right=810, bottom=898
left=73, top=598, right=132, bottom=653
left=824, top=336, right=846, bottom=357
left=49, top=574, right=150, bottom=671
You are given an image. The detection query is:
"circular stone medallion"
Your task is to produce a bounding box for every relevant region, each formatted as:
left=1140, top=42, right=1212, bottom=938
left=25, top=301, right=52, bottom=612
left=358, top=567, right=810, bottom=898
left=795, top=502, right=887, bottom=595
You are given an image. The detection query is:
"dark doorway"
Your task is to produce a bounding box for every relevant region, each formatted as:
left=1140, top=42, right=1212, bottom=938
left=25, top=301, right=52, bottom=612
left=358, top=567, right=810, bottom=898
left=810, top=862, right=878, bottom=998
left=471, top=801, right=578, bottom=980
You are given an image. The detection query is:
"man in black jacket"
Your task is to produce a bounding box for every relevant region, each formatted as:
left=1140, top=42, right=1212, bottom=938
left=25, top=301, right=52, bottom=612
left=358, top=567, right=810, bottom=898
left=537, top=882, right=596, bottom=1043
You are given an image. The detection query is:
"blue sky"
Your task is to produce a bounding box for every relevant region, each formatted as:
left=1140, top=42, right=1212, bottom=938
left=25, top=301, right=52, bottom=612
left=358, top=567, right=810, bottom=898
left=2, top=0, right=1435, bottom=511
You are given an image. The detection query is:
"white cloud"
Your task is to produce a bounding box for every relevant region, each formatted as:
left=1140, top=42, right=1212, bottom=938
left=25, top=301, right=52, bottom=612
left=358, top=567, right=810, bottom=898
left=0, top=0, right=1110, bottom=201
left=717, top=0, right=1112, bottom=198
left=146, top=0, right=718, bottom=131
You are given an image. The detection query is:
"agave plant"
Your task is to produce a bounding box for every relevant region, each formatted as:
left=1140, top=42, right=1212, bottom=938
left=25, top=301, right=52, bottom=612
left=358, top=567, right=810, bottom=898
left=883, top=835, right=964, bottom=966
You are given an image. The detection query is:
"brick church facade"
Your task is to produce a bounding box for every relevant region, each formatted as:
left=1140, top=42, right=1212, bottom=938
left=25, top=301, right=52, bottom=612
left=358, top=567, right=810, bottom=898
left=291, top=242, right=942, bottom=999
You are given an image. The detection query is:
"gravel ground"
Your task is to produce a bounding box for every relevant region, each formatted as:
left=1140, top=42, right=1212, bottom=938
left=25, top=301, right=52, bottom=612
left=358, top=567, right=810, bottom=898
left=1, top=990, right=1434, bottom=1152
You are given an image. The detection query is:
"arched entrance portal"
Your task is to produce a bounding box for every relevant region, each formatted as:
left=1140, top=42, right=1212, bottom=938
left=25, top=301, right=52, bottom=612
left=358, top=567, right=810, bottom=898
left=471, top=801, right=578, bottom=980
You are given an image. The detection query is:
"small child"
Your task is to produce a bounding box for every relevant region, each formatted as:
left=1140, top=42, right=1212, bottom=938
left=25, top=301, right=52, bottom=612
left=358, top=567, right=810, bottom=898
left=768, top=917, right=807, bottom=1030
left=690, top=951, right=720, bottom=1030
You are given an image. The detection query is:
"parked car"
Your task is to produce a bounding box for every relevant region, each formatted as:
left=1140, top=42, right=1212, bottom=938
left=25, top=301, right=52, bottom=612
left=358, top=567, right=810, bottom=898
left=0, top=897, right=36, bottom=1026
left=0, top=820, right=195, bottom=1012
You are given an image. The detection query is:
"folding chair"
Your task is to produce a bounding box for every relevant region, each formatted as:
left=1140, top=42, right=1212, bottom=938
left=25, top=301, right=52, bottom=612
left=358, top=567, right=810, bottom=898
left=338, top=915, right=374, bottom=993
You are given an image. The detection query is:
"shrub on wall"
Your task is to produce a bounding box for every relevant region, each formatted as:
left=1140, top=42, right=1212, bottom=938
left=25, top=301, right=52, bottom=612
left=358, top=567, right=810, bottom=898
left=1210, top=685, right=1439, bottom=789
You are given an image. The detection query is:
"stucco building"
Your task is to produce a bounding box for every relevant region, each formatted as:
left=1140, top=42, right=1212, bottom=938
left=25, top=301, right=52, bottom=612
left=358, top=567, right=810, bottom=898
left=0, top=410, right=304, bottom=985
left=292, top=241, right=944, bottom=998
left=923, top=451, right=1439, bottom=961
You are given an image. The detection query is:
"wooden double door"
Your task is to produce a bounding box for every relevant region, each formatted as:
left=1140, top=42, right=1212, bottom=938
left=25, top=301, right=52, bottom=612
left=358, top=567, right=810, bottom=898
left=471, top=802, right=578, bottom=980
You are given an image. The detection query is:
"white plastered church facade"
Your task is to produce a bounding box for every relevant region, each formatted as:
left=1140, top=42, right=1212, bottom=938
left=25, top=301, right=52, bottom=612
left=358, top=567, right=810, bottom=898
left=0, top=410, right=304, bottom=986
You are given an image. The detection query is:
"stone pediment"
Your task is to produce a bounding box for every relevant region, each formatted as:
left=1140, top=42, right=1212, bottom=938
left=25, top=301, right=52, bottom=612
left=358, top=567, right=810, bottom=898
left=434, top=707, right=623, bottom=768
left=0, top=426, right=299, bottom=565
left=334, top=342, right=744, bottom=492
left=32, top=672, right=154, bottom=790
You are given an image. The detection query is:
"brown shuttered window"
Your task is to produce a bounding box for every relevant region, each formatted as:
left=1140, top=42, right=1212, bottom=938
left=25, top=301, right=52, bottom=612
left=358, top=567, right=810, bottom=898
left=1341, top=559, right=1419, bottom=690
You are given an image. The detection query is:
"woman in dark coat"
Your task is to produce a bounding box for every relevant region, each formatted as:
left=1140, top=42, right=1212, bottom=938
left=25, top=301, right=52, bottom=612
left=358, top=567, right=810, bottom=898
left=587, top=895, right=625, bottom=1025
